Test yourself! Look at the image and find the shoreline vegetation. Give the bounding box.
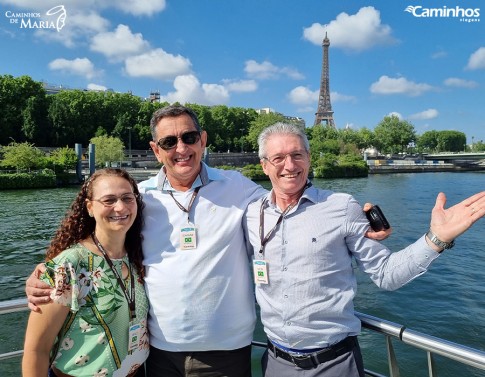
[2,161,484,190]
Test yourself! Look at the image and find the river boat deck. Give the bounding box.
[2,298,485,377]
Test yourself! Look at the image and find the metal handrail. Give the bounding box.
[356,311,485,373]
[2,299,485,376]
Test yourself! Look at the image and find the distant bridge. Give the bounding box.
[425,152,485,161]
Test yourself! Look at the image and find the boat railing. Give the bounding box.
[2,298,485,376]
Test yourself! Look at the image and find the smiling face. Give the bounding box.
[261,133,310,203]
[85,176,137,236]
[149,113,207,191]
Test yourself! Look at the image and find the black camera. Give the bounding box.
[365,205,390,231]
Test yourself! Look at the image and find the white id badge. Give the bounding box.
[180,226,197,250]
[128,322,141,352]
[253,259,269,285]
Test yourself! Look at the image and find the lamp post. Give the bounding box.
[127,126,132,167]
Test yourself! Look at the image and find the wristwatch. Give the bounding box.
[426,229,455,250]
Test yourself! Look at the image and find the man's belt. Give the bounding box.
[267,336,357,369]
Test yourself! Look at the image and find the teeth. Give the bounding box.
[176,156,190,162]
[111,215,128,220]
[283,174,298,178]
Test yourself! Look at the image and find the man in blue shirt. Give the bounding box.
[243,122,485,377]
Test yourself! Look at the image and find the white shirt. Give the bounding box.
[139,163,266,351]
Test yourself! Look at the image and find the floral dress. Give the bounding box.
[42,243,149,377]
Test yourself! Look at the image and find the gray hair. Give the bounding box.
[258,122,309,159]
[150,104,202,140]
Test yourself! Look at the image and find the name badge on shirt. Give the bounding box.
[128,321,141,353]
[180,226,197,250]
[253,259,269,285]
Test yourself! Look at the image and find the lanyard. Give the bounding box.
[168,186,201,223]
[258,182,312,257]
[259,200,295,257]
[91,233,136,320]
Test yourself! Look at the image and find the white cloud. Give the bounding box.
[244,60,304,80]
[409,109,439,120]
[388,112,403,120]
[91,24,149,61]
[431,50,447,59]
[3,2,165,47]
[160,75,229,105]
[443,78,478,89]
[87,83,108,91]
[48,57,100,79]
[288,86,355,106]
[34,10,110,48]
[287,86,318,105]
[332,92,357,102]
[113,0,166,16]
[466,47,485,70]
[303,6,397,52]
[124,49,192,80]
[222,79,258,92]
[370,75,433,96]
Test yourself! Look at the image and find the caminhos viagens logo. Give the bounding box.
[405,5,480,23]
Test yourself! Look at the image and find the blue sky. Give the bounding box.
[1,0,483,143]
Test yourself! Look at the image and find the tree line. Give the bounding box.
[1,74,483,156]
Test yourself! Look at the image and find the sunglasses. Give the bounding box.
[156,131,201,150]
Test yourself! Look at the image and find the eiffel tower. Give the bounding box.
[314,32,336,127]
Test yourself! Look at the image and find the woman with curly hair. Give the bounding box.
[22,168,149,377]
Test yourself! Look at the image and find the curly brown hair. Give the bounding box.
[46,168,145,278]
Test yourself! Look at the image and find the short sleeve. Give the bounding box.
[43,259,81,312]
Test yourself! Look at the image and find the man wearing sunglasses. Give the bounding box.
[25,105,390,377]
[138,104,267,377]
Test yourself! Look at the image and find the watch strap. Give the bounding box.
[426,229,455,250]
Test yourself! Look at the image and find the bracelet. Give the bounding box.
[426,229,455,250]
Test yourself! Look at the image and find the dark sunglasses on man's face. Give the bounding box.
[157,131,201,150]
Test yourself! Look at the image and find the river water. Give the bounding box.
[1,172,484,376]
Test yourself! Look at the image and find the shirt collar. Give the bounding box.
[264,180,316,211]
[152,162,225,192]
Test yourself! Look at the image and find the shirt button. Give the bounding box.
[283,267,288,271]
[284,295,288,298]
[284,241,288,244]
[287,321,292,326]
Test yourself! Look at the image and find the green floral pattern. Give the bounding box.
[42,243,149,376]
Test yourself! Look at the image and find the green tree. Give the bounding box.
[246,113,286,151]
[473,140,485,152]
[133,100,166,149]
[373,115,416,154]
[48,146,78,173]
[0,75,46,145]
[436,130,466,152]
[0,141,47,171]
[90,135,125,167]
[22,94,51,145]
[355,127,376,150]
[307,124,339,163]
[416,130,439,153]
